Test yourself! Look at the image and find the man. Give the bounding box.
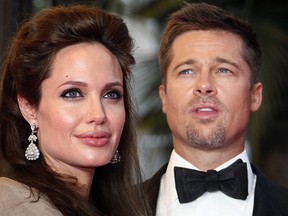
[144,2,288,216]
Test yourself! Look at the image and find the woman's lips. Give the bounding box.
[76,131,111,147]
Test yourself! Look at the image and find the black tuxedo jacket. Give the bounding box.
[144,164,288,216]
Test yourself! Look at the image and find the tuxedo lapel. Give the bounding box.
[252,165,288,216]
[143,164,167,214]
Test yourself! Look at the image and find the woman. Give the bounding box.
[0,4,151,216]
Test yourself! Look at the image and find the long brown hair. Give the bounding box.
[0,4,151,216]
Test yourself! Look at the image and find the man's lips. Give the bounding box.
[191,104,220,119]
[76,131,111,147]
[192,104,219,113]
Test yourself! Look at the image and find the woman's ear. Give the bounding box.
[17,95,37,124]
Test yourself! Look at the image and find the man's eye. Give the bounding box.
[61,89,82,98]
[103,90,122,99]
[180,69,193,75]
[218,68,231,74]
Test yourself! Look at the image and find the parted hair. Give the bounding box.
[159,2,262,85]
[0,4,151,216]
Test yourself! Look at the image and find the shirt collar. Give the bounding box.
[163,149,254,206]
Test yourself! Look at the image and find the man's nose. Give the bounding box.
[193,72,217,96]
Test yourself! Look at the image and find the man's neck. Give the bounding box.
[174,143,244,171]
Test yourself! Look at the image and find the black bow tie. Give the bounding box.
[174,159,248,204]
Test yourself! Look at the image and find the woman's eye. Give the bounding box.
[103,90,122,99]
[61,89,83,99]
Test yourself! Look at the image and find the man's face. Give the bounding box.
[159,30,262,154]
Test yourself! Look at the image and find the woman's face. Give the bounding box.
[32,43,125,174]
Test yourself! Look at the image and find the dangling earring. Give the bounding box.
[110,150,121,164]
[25,123,40,160]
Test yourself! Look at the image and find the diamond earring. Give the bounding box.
[25,123,40,160]
[110,150,121,164]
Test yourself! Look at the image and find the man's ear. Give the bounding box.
[250,82,263,112]
[17,95,37,125]
[159,84,167,113]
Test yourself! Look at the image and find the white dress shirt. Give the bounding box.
[156,149,256,216]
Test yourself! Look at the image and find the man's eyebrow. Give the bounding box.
[172,59,197,71]
[215,57,240,69]
[172,57,240,71]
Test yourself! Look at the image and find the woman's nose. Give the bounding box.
[85,98,107,125]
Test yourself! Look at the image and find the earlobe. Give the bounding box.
[159,84,167,113]
[17,95,37,124]
[251,82,263,112]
